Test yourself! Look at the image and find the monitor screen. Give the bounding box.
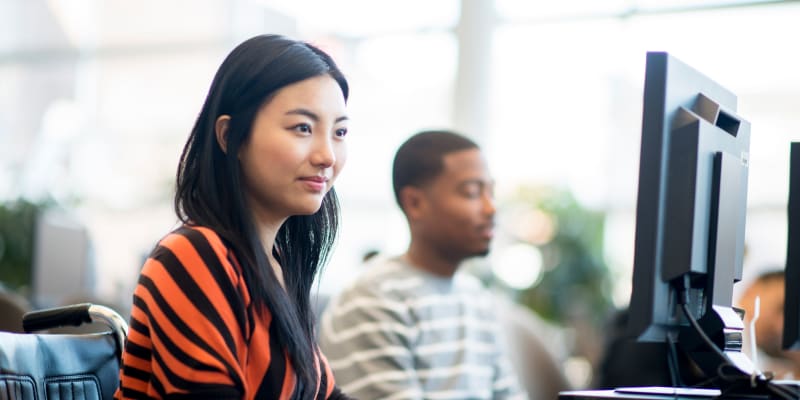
[31,208,95,308]
[626,52,751,375]
[784,142,800,351]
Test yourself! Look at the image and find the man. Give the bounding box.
[737,269,800,379]
[319,130,526,399]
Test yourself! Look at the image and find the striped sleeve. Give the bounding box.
[492,349,528,400]
[318,288,422,400]
[489,295,528,400]
[116,226,249,399]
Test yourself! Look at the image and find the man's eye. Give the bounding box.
[335,128,348,137]
[463,189,481,198]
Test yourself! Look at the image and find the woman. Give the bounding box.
[116,34,352,399]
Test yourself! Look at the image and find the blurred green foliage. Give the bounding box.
[0,198,49,295]
[503,186,615,329]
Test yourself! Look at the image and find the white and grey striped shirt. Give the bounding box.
[319,257,527,400]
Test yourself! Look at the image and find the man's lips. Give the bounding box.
[479,224,495,239]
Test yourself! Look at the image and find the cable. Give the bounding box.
[767,383,798,400]
[671,277,797,399]
[666,332,683,388]
[680,303,731,366]
[749,296,762,387]
[671,275,731,369]
[679,302,796,400]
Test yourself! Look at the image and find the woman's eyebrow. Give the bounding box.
[286,108,319,121]
[286,109,349,123]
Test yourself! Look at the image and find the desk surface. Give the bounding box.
[559,384,800,400]
[559,387,721,400]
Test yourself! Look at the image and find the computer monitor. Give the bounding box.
[784,142,800,350]
[626,52,754,379]
[30,208,95,308]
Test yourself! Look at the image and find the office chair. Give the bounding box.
[0,303,128,399]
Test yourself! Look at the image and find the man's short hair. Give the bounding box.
[391,130,479,209]
[755,269,785,283]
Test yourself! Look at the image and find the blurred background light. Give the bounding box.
[492,243,544,290]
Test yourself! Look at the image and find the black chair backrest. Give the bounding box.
[0,330,120,399]
[0,303,126,400]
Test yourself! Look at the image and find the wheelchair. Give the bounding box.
[0,303,128,400]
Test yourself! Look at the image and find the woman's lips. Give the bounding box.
[299,176,328,192]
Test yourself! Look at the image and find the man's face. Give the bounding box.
[755,279,786,356]
[415,148,496,260]
[742,278,785,356]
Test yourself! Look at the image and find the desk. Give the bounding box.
[560,384,800,400]
[559,387,720,400]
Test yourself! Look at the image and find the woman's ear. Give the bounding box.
[215,115,231,153]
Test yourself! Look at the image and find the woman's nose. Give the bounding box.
[311,136,335,168]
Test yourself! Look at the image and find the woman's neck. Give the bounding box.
[252,209,287,289]
[266,250,285,289]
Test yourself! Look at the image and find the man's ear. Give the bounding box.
[215,115,231,153]
[399,186,426,220]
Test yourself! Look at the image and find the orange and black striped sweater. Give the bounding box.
[116,225,347,399]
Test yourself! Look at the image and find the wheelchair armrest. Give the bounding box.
[23,303,93,332]
[23,303,129,357]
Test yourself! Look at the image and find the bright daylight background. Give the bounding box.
[3,0,800,386]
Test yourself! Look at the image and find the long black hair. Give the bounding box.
[174,34,348,399]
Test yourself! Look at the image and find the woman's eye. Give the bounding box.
[292,123,312,134]
[335,127,348,137]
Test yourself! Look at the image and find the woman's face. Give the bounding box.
[238,74,348,225]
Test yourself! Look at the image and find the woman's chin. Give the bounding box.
[292,202,324,216]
